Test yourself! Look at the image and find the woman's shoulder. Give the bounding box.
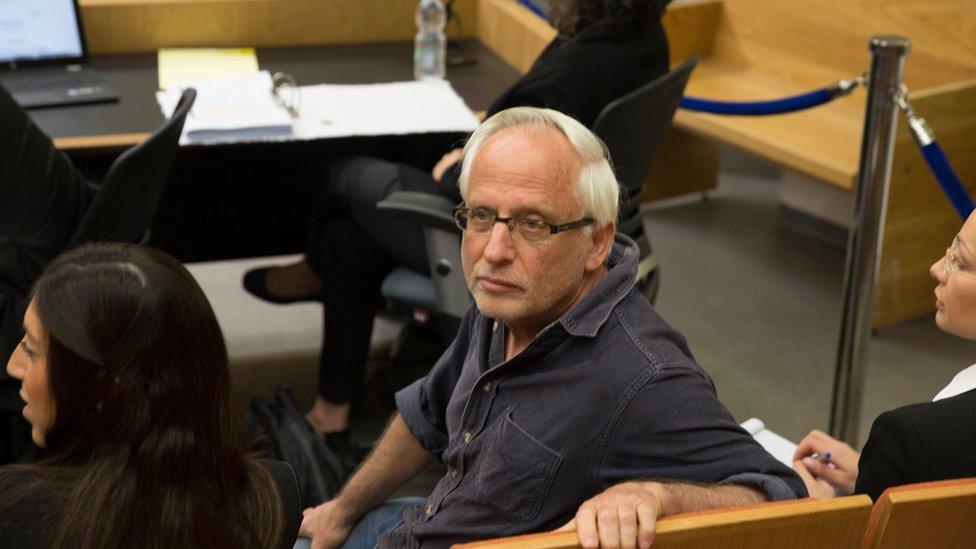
[880,388,976,433]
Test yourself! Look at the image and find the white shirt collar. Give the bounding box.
[933,363,976,401]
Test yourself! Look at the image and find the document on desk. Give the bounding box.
[158,48,260,91]
[293,80,480,139]
[158,78,478,145]
[156,71,293,144]
[741,418,798,468]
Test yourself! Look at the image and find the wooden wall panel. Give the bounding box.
[80,0,479,54]
[644,127,720,201]
[708,0,976,90]
[475,0,556,74]
[876,79,976,326]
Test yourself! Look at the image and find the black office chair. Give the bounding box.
[67,88,196,248]
[377,56,698,317]
[594,56,698,302]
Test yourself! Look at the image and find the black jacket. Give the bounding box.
[855,388,976,501]
[435,16,670,201]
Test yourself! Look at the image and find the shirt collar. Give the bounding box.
[557,234,640,338]
[933,363,976,401]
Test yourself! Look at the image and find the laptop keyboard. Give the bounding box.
[0,67,118,108]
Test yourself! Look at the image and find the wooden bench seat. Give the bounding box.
[456,478,976,548]
[862,477,976,549]
[454,495,873,548]
[678,59,865,190]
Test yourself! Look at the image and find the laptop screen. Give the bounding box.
[0,0,87,67]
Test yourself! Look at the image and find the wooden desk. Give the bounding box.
[37,41,516,152]
[34,40,518,262]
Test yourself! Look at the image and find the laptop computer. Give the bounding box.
[0,0,118,109]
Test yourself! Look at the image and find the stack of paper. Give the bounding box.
[156,71,293,144]
[741,418,798,467]
[157,48,260,91]
[292,80,481,139]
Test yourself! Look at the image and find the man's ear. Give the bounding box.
[585,221,616,271]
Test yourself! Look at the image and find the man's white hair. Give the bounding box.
[457,107,620,228]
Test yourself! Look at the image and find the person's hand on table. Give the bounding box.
[299,499,355,549]
[431,148,464,182]
[556,481,663,549]
[792,429,860,497]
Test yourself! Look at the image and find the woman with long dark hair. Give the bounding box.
[0,243,300,548]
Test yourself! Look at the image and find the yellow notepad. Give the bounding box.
[157,48,260,91]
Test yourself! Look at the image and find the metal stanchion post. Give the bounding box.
[828,35,911,443]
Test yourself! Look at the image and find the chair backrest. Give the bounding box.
[590,57,696,302]
[592,56,697,240]
[456,495,873,549]
[861,477,976,549]
[66,88,196,249]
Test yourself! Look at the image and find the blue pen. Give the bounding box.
[819,451,832,463]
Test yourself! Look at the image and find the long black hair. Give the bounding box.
[0,243,282,548]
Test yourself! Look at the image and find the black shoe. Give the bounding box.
[242,267,319,305]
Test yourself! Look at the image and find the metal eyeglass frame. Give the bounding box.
[453,205,593,242]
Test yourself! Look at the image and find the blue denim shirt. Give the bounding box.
[384,235,806,548]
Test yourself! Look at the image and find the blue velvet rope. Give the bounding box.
[517,0,547,19]
[680,88,835,115]
[921,142,975,219]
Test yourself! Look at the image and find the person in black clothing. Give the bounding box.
[0,243,301,548]
[793,211,976,501]
[0,83,96,463]
[242,0,673,443]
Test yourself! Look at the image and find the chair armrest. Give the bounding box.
[376,191,459,234]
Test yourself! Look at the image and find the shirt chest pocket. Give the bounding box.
[476,411,563,523]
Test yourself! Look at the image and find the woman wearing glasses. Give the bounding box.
[793,212,976,501]
[0,243,301,548]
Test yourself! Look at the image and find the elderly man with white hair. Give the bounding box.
[299,107,806,549]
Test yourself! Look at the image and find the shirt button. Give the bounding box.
[482,381,492,392]
[426,503,435,516]
[463,431,473,444]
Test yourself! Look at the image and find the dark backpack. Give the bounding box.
[247,386,345,509]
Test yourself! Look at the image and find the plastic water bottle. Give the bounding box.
[414,0,447,80]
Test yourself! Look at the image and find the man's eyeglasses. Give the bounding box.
[453,205,593,244]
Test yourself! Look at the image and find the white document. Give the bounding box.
[292,80,480,139]
[156,71,293,145]
[741,418,797,468]
[157,77,478,145]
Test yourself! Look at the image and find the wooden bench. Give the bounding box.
[454,495,873,548]
[861,477,976,549]
[477,0,976,327]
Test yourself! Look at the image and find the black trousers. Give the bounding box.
[306,157,440,404]
[0,84,91,461]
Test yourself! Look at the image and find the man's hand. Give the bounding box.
[432,148,464,182]
[557,481,662,549]
[792,429,860,496]
[299,499,355,549]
